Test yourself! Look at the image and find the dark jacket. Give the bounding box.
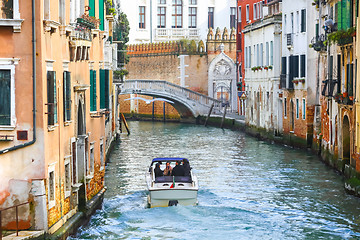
[154,166,163,178]
[172,165,185,176]
[183,162,191,176]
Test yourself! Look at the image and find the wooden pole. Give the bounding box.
[220,105,227,129]
[0,211,2,240]
[16,206,18,236]
[163,102,166,122]
[120,113,130,135]
[204,103,214,126]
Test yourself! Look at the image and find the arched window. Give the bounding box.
[172,0,182,28]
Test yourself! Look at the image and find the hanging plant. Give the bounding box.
[327,27,356,45]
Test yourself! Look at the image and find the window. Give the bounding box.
[189,7,196,28]
[238,7,241,22]
[158,7,166,28]
[230,7,236,29]
[284,14,287,33]
[189,0,196,4]
[254,3,257,20]
[47,71,57,126]
[64,157,71,198]
[266,42,269,66]
[284,98,287,117]
[302,99,306,120]
[100,69,109,109]
[59,0,65,24]
[90,143,95,174]
[291,12,294,33]
[256,44,259,66]
[0,70,11,126]
[100,140,104,168]
[172,0,182,28]
[90,70,97,112]
[63,71,71,122]
[293,55,299,78]
[246,5,249,22]
[296,11,299,33]
[158,0,166,4]
[48,164,55,209]
[296,98,299,119]
[282,57,287,74]
[139,6,145,29]
[245,47,247,68]
[260,43,263,66]
[301,9,306,32]
[208,7,214,29]
[249,47,251,68]
[300,54,306,78]
[270,41,273,65]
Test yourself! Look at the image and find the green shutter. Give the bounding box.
[301,9,306,32]
[47,71,56,125]
[348,63,354,96]
[100,69,105,109]
[338,2,343,30]
[99,0,104,30]
[105,70,109,109]
[90,70,97,112]
[0,70,11,125]
[300,55,306,78]
[63,71,71,121]
[343,0,351,29]
[89,0,95,17]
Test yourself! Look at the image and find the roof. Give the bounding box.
[152,158,188,163]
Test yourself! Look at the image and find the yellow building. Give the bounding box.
[0,0,117,236]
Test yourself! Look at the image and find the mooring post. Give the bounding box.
[163,102,166,122]
[121,113,130,135]
[152,97,155,121]
[220,105,227,129]
[0,211,2,240]
[204,103,214,126]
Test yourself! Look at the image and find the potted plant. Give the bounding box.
[343,92,348,98]
[349,96,354,101]
[251,67,257,72]
[268,65,273,70]
[264,66,268,70]
[292,79,299,84]
[299,79,305,83]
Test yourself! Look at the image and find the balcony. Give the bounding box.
[286,33,293,47]
[155,28,200,41]
[310,34,327,52]
[71,26,92,41]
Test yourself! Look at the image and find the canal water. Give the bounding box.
[70,121,360,239]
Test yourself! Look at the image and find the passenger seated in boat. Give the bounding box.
[154,163,163,178]
[182,159,191,176]
[172,161,185,176]
[163,161,172,176]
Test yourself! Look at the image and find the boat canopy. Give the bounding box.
[151,158,189,166]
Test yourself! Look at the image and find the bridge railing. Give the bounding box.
[122,80,224,111]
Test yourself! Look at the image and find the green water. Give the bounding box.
[71,121,360,239]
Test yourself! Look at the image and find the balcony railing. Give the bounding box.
[287,33,293,46]
[311,34,327,52]
[280,74,287,89]
[71,25,92,41]
[0,0,13,19]
[155,28,200,40]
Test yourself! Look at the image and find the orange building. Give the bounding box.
[0,0,117,236]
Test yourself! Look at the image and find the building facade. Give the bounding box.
[0,0,116,235]
[243,2,282,133]
[120,0,237,44]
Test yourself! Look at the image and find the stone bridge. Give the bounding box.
[119,80,224,117]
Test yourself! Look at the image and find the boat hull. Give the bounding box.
[148,189,198,208]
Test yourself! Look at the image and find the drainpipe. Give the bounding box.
[150,0,153,43]
[0,0,36,155]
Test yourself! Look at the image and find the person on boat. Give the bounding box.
[172,161,185,176]
[182,159,191,176]
[154,162,163,178]
[163,161,172,176]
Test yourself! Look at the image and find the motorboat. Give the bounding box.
[145,158,199,208]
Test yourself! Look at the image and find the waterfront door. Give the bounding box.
[343,115,350,164]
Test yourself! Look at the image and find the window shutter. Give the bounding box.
[300,55,306,78]
[338,1,343,30]
[282,57,287,74]
[90,70,97,112]
[301,9,306,32]
[294,55,299,78]
[100,69,106,109]
[105,69,109,109]
[0,70,11,125]
[348,63,353,96]
[99,0,105,30]
[47,71,56,125]
[89,0,95,17]
[63,71,71,121]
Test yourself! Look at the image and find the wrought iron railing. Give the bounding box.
[311,34,327,52]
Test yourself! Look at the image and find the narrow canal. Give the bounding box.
[71,121,360,239]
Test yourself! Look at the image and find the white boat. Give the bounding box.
[145,158,199,208]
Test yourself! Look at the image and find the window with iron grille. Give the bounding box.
[172,0,182,28]
[139,6,145,29]
[208,7,214,29]
[238,6,241,22]
[189,0,196,5]
[246,5,249,22]
[302,99,306,120]
[230,7,236,29]
[47,71,57,126]
[63,71,71,122]
[301,9,306,32]
[0,70,11,125]
[158,7,166,28]
[189,7,196,28]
